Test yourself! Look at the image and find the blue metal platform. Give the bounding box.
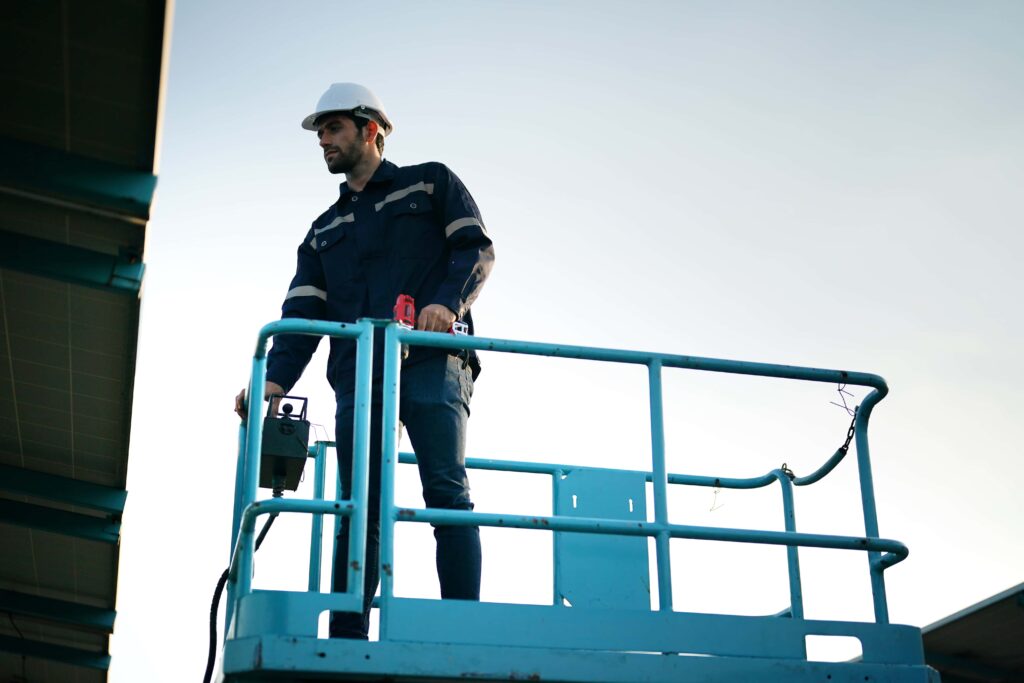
[219,319,938,682]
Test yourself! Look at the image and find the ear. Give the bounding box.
[364,120,379,144]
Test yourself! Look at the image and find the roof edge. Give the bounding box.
[151,0,175,175]
[922,582,1024,634]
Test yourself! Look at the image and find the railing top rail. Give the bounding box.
[398,327,888,394]
[250,319,887,395]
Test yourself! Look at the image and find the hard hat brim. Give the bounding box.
[300,112,322,131]
[300,109,393,135]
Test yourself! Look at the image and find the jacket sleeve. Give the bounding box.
[266,231,326,393]
[429,164,495,318]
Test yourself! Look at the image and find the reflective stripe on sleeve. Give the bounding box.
[375,182,435,211]
[285,285,327,301]
[444,217,486,239]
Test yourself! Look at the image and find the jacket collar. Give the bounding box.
[338,159,397,198]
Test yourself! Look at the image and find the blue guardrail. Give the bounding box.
[219,318,938,683]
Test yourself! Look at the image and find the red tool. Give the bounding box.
[394,294,416,360]
[393,294,416,329]
[394,293,467,358]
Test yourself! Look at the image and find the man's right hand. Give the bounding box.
[234,381,285,421]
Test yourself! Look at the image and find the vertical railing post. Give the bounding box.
[551,469,564,606]
[647,360,673,611]
[236,353,269,599]
[344,320,375,607]
[775,473,804,619]
[377,322,404,638]
[230,423,250,562]
[225,423,249,640]
[308,441,327,592]
[330,471,343,598]
[855,390,889,623]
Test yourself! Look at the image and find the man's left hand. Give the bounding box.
[417,304,456,332]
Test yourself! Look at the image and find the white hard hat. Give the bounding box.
[301,82,394,136]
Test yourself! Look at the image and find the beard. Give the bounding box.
[324,145,362,174]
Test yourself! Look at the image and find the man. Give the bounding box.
[234,82,494,639]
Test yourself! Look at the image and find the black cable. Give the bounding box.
[6,611,26,681]
[204,501,281,683]
[6,611,24,639]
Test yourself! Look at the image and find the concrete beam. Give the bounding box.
[0,499,120,544]
[0,136,156,222]
[0,229,144,293]
[0,590,115,632]
[0,465,127,515]
[0,634,110,670]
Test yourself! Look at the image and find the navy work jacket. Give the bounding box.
[266,159,495,397]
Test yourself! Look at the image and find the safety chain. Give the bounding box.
[780,405,860,480]
[839,406,859,454]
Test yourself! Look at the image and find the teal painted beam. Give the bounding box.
[0,229,144,293]
[0,465,127,514]
[0,136,157,221]
[0,590,115,632]
[0,500,120,544]
[0,634,110,671]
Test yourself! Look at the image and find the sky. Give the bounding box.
[110,1,1022,679]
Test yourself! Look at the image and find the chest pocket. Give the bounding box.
[312,217,349,253]
[387,198,443,257]
[314,224,357,286]
[311,209,352,252]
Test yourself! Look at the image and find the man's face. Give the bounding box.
[317,114,366,174]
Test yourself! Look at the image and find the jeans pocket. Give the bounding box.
[459,363,474,406]
[445,355,473,412]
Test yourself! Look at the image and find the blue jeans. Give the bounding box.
[330,354,482,639]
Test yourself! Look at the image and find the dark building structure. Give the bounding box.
[923,582,1024,683]
[0,1,170,679]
